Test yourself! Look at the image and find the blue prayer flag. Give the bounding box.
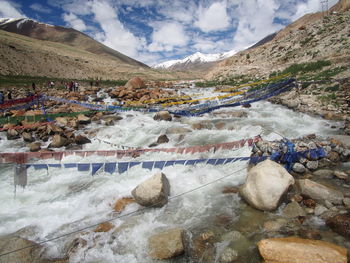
[104,163,116,174]
[92,163,103,176]
[118,162,129,174]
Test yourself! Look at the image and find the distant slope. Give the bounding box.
[0,29,194,80]
[206,0,350,80]
[0,18,147,68]
[154,50,236,72]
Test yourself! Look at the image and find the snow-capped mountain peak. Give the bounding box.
[154,50,236,69]
[0,18,54,28]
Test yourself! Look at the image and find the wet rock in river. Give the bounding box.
[156,134,169,144]
[283,201,306,218]
[131,172,170,207]
[28,142,41,152]
[22,132,34,142]
[49,134,68,148]
[148,228,185,259]
[326,213,350,239]
[94,222,114,233]
[297,179,344,205]
[113,197,135,213]
[153,111,172,121]
[240,159,295,211]
[74,135,91,145]
[0,233,47,263]
[7,129,20,140]
[258,237,347,263]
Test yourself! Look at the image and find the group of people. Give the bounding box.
[0,90,13,104]
[65,81,79,92]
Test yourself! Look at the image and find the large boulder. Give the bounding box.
[148,228,185,259]
[153,111,172,121]
[131,172,170,207]
[240,159,295,211]
[258,237,347,263]
[124,77,146,90]
[49,134,68,148]
[297,179,344,205]
[326,213,350,238]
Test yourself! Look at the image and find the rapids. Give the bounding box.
[0,86,343,262]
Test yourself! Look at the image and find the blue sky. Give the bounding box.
[0,0,338,65]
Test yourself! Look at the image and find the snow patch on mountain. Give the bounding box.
[154,50,237,69]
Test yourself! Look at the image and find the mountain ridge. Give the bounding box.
[154,50,237,71]
[0,18,147,68]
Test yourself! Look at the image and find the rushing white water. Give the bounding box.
[0,87,343,262]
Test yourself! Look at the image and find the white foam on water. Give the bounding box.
[0,91,342,262]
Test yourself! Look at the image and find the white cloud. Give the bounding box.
[62,12,87,31]
[194,1,230,32]
[0,0,25,18]
[89,0,145,57]
[148,22,189,52]
[292,0,338,20]
[232,0,283,50]
[29,3,52,14]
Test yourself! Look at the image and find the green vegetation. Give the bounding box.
[0,74,127,88]
[318,93,337,102]
[300,36,313,46]
[280,60,331,76]
[195,74,258,88]
[324,85,340,92]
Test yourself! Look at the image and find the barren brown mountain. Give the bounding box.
[0,19,197,80]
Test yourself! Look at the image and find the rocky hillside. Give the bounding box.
[207,0,350,81]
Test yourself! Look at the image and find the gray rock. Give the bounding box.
[297,179,344,205]
[240,160,295,211]
[313,169,334,178]
[148,228,184,259]
[314,204,328,216]
[131,172,170,207]
[283,201,306,218]
[308,142,317,149]
[292,163,306,173]
[306,161,318,170]
[343,198,350,207]
[334,170,348,180]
